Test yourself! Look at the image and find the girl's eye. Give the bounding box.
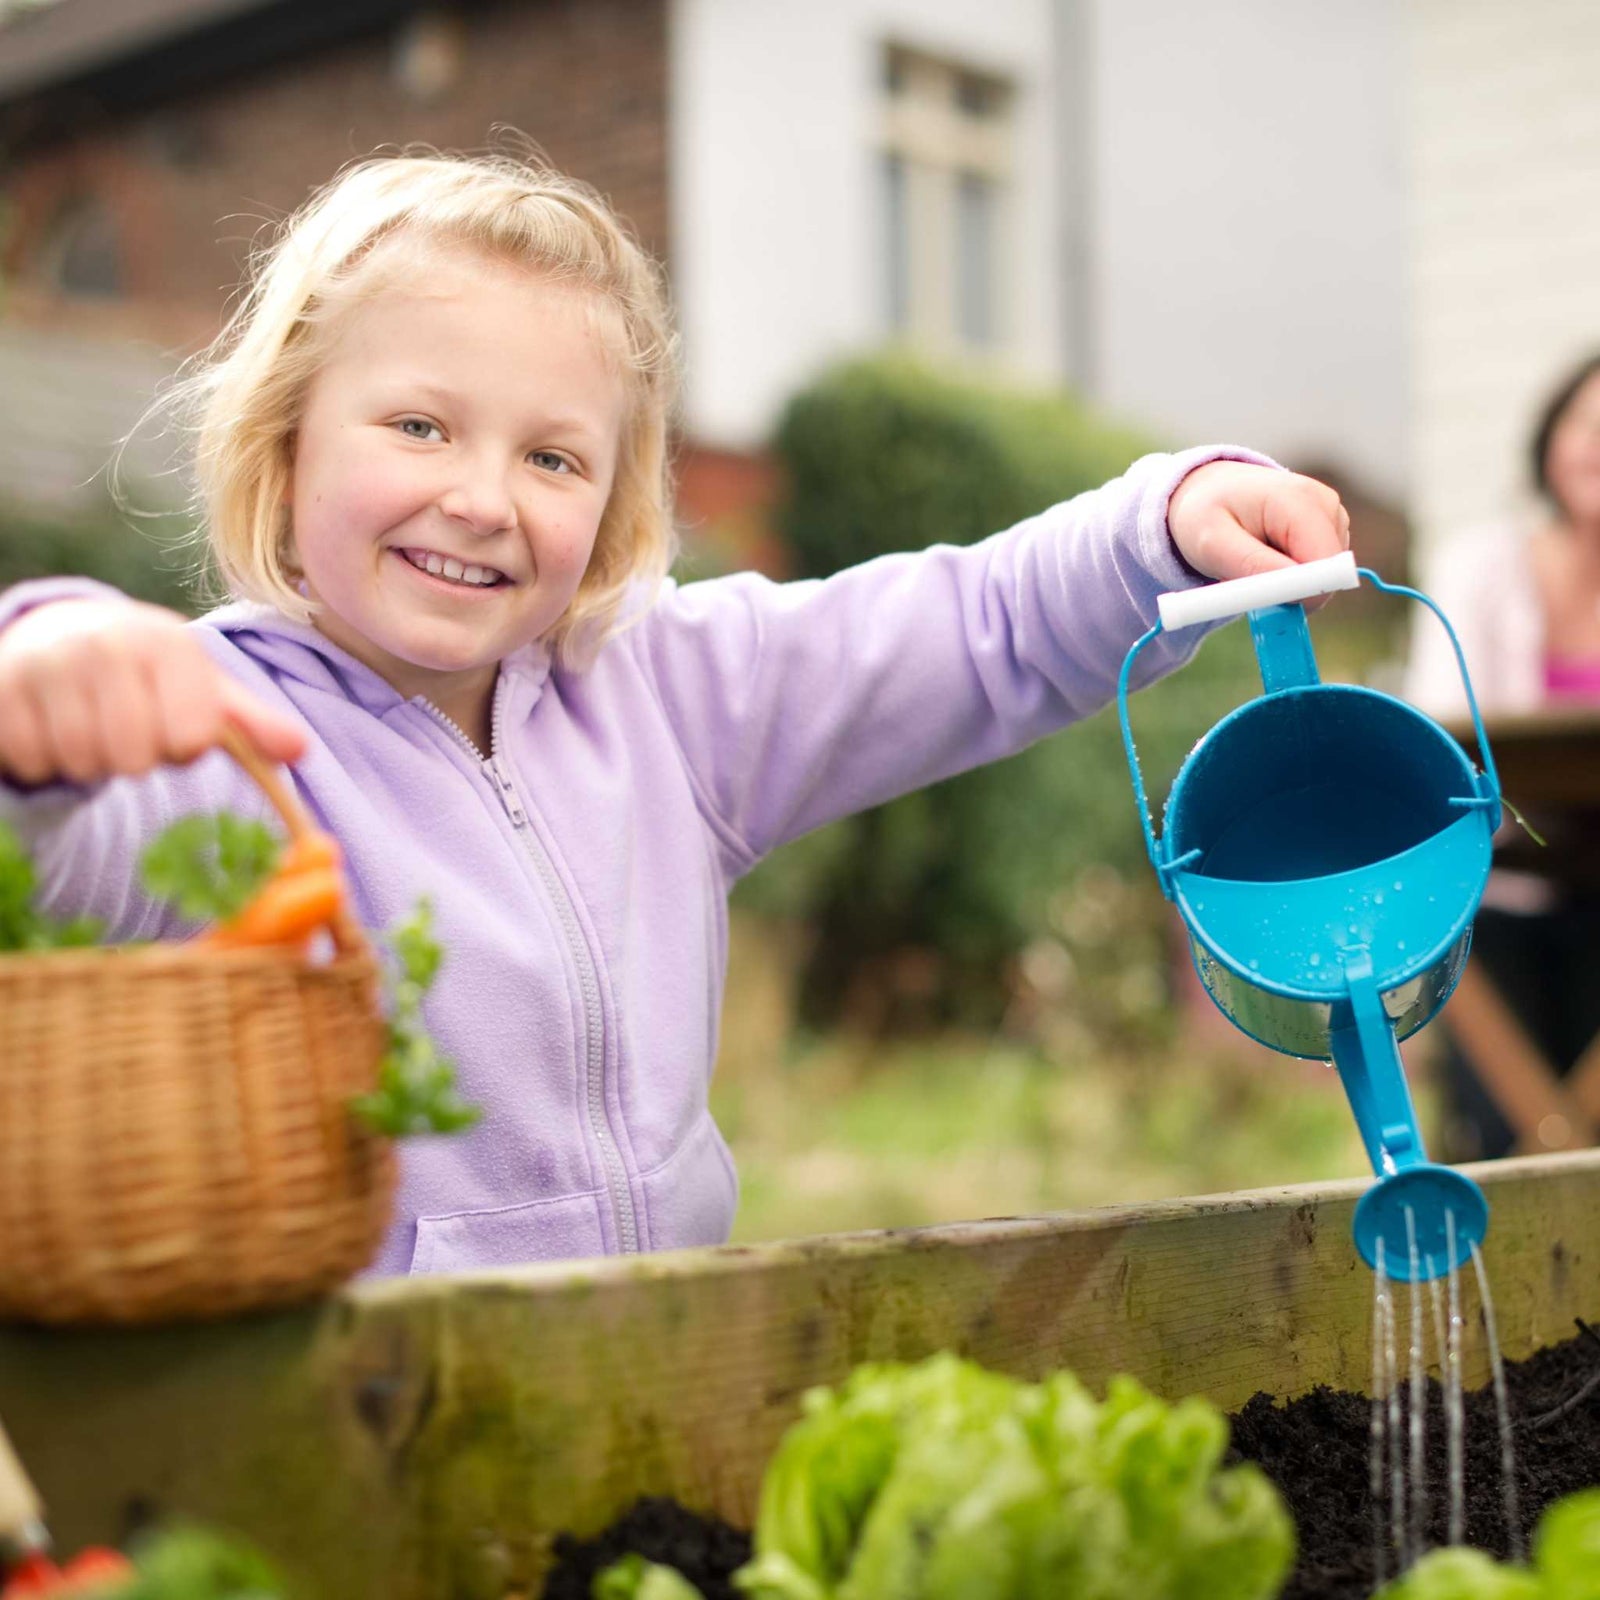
[529,450,572,474]
[397,418,443,442]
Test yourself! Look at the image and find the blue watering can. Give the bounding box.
[1118,553,1501,1282]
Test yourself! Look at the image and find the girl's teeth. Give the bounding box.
[404,549,500,586]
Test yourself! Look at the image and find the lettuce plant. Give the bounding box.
[1374,1488,1600,1599]
[593,1555,707,1600]
[731,1352,1294,1600]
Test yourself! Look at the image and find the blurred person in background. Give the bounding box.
[1406,352,1600,1159]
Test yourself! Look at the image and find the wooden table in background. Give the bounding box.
[1444,709,1600,1153]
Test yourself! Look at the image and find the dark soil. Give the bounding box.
[540,1329,1600,1600]
[539,1496,752,1600]
[1228,1325,1600,1598]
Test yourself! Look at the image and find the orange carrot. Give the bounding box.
[201,868,344,949]
[278,832,342,877]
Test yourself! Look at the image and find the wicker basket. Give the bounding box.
[0,733,397,1325]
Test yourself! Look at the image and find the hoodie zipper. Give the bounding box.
[413,694,639,1254]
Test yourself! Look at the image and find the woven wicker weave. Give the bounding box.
[0,733,396,1325]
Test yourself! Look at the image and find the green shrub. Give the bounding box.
[0,495,204,614]
[776,354,1151,579]
[737,355,1271,1034]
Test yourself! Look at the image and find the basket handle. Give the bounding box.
[217,725,369,959]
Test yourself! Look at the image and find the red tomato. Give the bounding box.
[58,1550,133,1593]
[1,1548,132,1597]
[1,1555,65,1596]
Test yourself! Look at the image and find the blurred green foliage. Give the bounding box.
[738,355,1385,1038]
[0,494,203,614]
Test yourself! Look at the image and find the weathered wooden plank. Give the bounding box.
[0,1153,1595,1598]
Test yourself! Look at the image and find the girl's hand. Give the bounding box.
[1167,462,1351,592]
[0,599,308,786]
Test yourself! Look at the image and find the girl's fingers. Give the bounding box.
[218,679,310,764]
[1185,509,1298,581]
[149,645,226,765]
[91,657,168,776]
[0,683,56,785]
[36,676,105,785]
[1265,477,1349,566]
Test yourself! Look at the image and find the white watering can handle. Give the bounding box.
[1157,550,1360,631]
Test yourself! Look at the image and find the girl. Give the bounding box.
[0,150,1350,1275]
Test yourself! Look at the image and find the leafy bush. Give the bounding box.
[0,494,203,614]
[739,355,1266,1034]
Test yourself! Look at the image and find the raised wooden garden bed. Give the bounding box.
[0,1151,1595,1598]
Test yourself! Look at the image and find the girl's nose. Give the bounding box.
[439,463,517,534]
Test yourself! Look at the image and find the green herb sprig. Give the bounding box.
[350,899,482,1138]
[0,819,103,950]
[139,814,280,923]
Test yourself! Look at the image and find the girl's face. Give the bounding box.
[288,249,628,728]
[1545,371,1600,529]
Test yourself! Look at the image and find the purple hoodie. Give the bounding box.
[0,447,1259,1274]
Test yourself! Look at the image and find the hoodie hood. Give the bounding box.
[201,599,554,725]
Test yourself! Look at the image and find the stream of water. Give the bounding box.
[1471,1238,1524,1562]
[1365,1211,1519,1584]
[1369,1240,1390,1588]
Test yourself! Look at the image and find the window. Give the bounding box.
[879,44,1013,353]
[41,197,122,298]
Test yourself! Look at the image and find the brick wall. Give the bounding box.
[3,0,670,337]
[1411,1,1600,553]
[0,0,671,513]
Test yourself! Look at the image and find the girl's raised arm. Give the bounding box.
[630,447,1274,873]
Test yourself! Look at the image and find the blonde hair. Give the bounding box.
[160,146,678,665]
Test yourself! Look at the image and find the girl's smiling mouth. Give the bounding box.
[395,547,510,589]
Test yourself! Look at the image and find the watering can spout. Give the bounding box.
[1332,953,1487,1281]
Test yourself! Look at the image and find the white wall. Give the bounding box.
[1087,0,1408,499]
[1410,0,1600,553]
[669,0,1063,450]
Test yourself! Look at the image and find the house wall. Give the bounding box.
[1410,0,1600,553]
[667,0,1063,451]
[1086,0,1408,500]
[0,0,670,511]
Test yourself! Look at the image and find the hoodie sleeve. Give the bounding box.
[631,446,1278,873]
[0,579,277,942]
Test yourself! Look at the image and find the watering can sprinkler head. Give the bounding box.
[1120,554,1500,1286]
[1354,1164,1488,1282]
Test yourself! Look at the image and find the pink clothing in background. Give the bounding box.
[1543,655,1600,703]
[1404,522,1546,718]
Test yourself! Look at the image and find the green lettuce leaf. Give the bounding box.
[1535,1488,1600,1599]
[119,1522,286,1599]
[593,1554,707,1600]
[1374,1487,1600,1599]
[1372,1547,1542,1600]
[734,1354,1293,1600]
